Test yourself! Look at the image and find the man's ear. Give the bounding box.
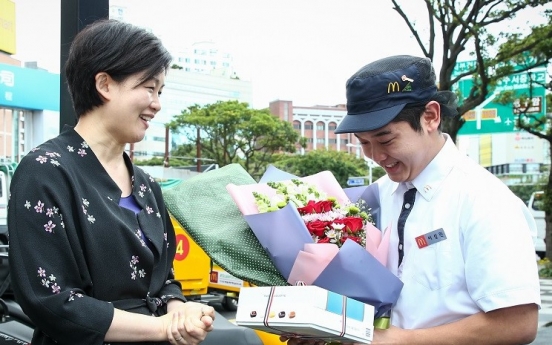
[422,101,441,133]
[95,72,112,101]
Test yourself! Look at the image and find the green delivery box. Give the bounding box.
[235,285,374,344]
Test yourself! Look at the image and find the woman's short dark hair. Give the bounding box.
[65,19,172,119]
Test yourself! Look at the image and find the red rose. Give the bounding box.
[334,217,364,233]
[312,200,333,213]
[298,200,333,214]
[297,200,317,214]
[317,236,331,244]
[306,220,328,237]
[344,236,362,245]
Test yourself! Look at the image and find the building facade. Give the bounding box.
[269,100,362,155]
[457,132,550,185]
[172,41,235,78]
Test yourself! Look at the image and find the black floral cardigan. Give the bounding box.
[8,126,186,345]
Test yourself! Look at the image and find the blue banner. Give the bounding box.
[0,63,60,111]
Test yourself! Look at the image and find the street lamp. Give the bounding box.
[346,143,375,185]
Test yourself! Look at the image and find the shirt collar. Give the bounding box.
[410,133,458,201]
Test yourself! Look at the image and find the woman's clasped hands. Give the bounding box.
[163,300,215,345]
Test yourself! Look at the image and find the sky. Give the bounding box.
[10,0,550,109]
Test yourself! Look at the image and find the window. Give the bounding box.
[316,138,325,144]
[317,123,325,131]
[293,123,301,130]
[328,139,337,144]
[329,123,337,130]
[304,123,313,130]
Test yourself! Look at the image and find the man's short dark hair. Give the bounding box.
[65,19,172,119]
[391,106,425,132]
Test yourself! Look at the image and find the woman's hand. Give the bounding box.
[165,301,215,344]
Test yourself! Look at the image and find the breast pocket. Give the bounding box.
[406,241,459,291]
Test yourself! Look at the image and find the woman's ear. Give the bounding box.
[422,101,441,133]
[95,72,112,101]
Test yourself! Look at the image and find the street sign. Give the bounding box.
[455,65,547,136]
[347,177,365,186]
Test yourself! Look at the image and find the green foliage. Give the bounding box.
[134,156,191,167]
[508,184,546,204]
[167,100,304,177]
[134,157,165,166]
[271,149,385,188]
[539,258,552,278]
[171,143,197,159]
[391,0,552,142]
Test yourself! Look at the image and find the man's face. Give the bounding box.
[354,109,441,183]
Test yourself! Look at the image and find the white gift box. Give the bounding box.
[235,285,374,343]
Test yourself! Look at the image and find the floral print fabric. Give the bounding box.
[8,126,184,345]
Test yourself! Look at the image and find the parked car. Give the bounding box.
[527,191,547,259]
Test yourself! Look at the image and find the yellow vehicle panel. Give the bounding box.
[171,217,210,296]
[253,330,286,344]
[209,264,254,293]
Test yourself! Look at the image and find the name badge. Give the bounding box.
[415,228,447,248]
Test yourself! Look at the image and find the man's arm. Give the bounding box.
[373,303,538,345]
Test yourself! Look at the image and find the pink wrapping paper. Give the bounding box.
[287,243,339,285]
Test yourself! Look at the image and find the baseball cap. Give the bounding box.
[335,55,438,134]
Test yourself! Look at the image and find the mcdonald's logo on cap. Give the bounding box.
[387,81,400,93]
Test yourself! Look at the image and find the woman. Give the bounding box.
[8,19,214,345]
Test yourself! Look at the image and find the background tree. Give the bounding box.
[167,100,304,177]
[390,0,551,142]
[495,68,552,258]
[271,149,386,188]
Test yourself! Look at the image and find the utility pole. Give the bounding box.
[164,126,170,167]
[196,127,201,172]
[60,0,109,131]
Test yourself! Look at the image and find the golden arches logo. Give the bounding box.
[416,237,427,248]
[387,82,400,93]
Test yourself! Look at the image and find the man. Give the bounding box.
[285,55,541,344]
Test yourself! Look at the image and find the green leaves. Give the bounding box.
[391,0,552,142]
[272,149,385,188]
[167,100,303,177]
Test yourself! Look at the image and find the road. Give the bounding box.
[531,278,552,345]
[216,279,552,344]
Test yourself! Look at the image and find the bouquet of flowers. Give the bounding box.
[226,165,403,318]
[253,178,371,248]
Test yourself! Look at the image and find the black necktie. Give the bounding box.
[397,188,416,267]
